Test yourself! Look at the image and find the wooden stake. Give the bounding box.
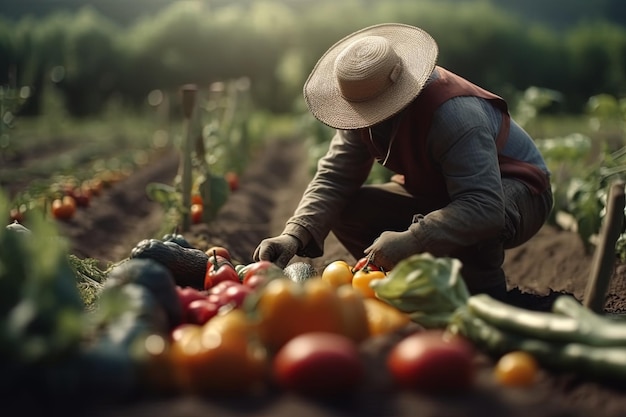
[180,84,198,232]
[583,180,626,313]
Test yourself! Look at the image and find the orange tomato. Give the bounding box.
[51,195,77,220]
[191,203,203,224]
[363,298,411,336]
[352,269,386,298]
[321,260,354,287]
[170,309,267,395]
[494,351,539,387]
[256,278,353,351]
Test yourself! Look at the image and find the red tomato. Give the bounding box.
[191,203,203,224]
[353,256,381,272]
[242,260,274,284]
[225,171,239,192]
[9,207,24,223]
[221,283,253,308]
[244,274,267,289]
[387,330,475,393]
[177,286,206,312]
[204,263,239,289]
[186,299,220,325]
[73,186,91,207]
[207,280,240,295]
[206,246,232,261]
[273,332,364,396]
[191,194,203,206]
[51,196,77,220]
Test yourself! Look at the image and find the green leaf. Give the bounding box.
[370,253,470,328]
[145,182,178,207]
[198,174,230,221]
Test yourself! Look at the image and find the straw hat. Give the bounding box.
[303,23,438,130]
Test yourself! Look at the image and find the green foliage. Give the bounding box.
[2,0,626,118]
[0,192,85,365]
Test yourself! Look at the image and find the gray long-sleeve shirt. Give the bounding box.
[283,75,549,258]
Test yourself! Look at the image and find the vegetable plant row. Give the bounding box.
[0,194,496,406]
[3,187,626,409]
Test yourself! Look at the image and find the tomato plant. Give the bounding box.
[494,351,539,387]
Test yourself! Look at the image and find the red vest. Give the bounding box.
[359,66,550,203]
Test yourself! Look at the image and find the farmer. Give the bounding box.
[253,23,553,299]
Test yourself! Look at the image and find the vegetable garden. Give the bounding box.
[4,83,626,417]
[4,2,626,417]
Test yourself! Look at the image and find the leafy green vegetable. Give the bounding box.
[370,253,470,328]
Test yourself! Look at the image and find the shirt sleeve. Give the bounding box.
[283,129,375,257]
[409,96,506,256]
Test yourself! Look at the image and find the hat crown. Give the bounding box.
[334,36,403,103]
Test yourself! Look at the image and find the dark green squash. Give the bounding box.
[130,239,208,289]
[103,258,183,329]
[161,233,193,248]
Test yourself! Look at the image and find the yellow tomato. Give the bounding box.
[321,260,354,287]
[494,351,539,387]
[363,298,411,336]
[352,269,386,298]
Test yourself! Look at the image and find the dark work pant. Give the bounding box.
[331,178,554,299]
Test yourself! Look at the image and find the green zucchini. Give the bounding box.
[450,306,626,382]
[130,239,208,289]
[466,293,626,347]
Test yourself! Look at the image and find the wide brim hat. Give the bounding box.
[303,23,438,130]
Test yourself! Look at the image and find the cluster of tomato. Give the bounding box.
[321,256,386,298]
[49,173,129,220]
[142,246,490,398]
[9,171,128,223]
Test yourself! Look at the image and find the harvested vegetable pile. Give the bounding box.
[5,138,626,417]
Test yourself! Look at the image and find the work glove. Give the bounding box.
[364,229,421,272]
[253,234,301,269]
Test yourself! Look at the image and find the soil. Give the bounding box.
[46,138,626,416]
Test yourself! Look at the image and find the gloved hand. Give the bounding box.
[253,234,301,269]
[364,230,420,272]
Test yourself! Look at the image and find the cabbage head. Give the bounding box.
[370,253,470,328]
